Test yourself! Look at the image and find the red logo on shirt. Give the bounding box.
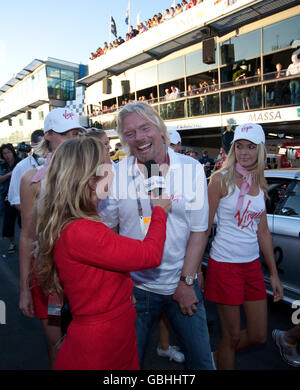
[234,200,264,232]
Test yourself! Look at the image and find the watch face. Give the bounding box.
[185,276,194,286]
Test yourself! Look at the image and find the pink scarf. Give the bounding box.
[31,153,52,183]
[235,162,253,211]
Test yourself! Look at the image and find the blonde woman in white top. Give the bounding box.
[204,123,283,370]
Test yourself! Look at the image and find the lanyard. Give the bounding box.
[132,158,145,218]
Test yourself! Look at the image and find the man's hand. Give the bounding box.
[173,282,199,316]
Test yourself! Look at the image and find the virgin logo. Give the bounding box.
[62,110,75,120]
[241,125,253,133]
[234,199,264,232]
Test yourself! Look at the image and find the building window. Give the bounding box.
[47,67,60,78]
[263,15,300,54]
[186,49,218,76]
[46,66,75,101]
[136,66,157,90]
[158,57,184,84]
[221,30,261,65]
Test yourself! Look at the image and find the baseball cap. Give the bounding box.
[233,123,265,145]
[44,108,86,133]
[168,129,181,145]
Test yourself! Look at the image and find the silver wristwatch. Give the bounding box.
[180,275,194,286]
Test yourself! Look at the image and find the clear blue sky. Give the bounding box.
[0,0,175,87]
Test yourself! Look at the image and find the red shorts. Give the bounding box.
[204,257,267,305]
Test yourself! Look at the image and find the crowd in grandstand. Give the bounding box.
[90,0,205,60]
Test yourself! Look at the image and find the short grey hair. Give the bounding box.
[117,101,170,155]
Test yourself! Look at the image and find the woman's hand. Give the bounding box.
[150,194,172,214]
[270,274,283,302]
[19,288,35,318]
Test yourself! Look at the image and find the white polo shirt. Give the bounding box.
[8,155,42,206]
[99,147,208,295]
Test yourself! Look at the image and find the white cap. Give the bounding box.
[44,108,86,133]
[233,123,265,144]
[168,129,181,145]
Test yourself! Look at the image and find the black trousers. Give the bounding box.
[2,200,21,238]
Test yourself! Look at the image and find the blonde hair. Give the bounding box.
[36,137,106,294]
[34,137,50,158]
[211,142,268,197]
[117,101,170,155]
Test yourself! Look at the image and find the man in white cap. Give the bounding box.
[168,129,181,153]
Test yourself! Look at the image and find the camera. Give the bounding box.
[17,142,31,154]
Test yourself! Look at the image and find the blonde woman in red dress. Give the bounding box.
[36,136,171,370]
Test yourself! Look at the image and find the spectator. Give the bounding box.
[129,25,138,38]
[168,129,182,153]
[233,64,250,110]
[157,13,163,24]
[103,42,109,53]
[96,47,104,57]
[286,47,300,104]
[181,0,189,10]
[86,128,111,156]
[163,9,172,21]
[8,130,44,211]
[187,0,196,8]
[187,83,196,96]
[274,63,285,106]
[210,78,218,91]
[175,3,183,14]
[152,14,159,27]
[0,144,21,253]
[214,147,227,171]
[137,22,147,34]
[148,92,156,104]
[199,150,214,165]
[164,88,171,101]
[275,62,285,78]
[170,85,181,99]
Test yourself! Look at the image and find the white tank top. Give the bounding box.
[210,184,265,263]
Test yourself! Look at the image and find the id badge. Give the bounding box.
[48,294,63,317]
[139,216,151,238]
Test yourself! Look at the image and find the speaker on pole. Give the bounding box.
[121,80,130,95]
[221,44,235,64]
[203,38,215,64]
[102,78,112,94]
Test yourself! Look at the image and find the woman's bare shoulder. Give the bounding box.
[20,169,41,197]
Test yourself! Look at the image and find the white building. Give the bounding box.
[78,0,300,163]
[0,58,88,144]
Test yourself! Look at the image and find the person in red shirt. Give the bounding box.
[35,136,171,370]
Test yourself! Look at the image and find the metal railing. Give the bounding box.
[90,72,300,130]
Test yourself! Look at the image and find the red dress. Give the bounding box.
[53,206,167,370]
